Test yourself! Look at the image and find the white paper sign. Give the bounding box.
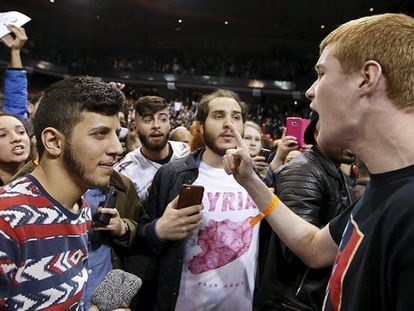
[0,11,31,38]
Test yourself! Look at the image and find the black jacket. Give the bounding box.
[133,148,270,311]
[255,146,355,311]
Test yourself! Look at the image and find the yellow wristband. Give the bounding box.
[250,195,279,226]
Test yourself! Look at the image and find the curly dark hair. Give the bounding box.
[33,76,126,157]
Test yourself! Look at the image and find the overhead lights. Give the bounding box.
[224,21,229,25]
[178,19,183,24]
[320,24,325,29]
[369,8,374,12]
[248,79,265,88]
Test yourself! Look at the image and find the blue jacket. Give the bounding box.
[2,69,28,118]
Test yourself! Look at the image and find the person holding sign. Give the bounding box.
[1,24,28,118]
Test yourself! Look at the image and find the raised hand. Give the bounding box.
[2,25,28,68]
[3,24,28,51]
[223,123,256,184]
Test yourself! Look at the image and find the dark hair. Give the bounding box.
[134,96,168,116]
[33,76,125,157]
[28,91,44,106]
[195,89,247,124]
[0,111,30,135]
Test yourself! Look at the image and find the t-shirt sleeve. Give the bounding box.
[328,200,358,245]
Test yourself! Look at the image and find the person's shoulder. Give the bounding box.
[1,175,32,192]
[275,153,330,190]
[388,179,414,208]
[154,152,198,182]
[115,148,145,172]
[111,170,135,191]
[119,148,142,163]
[169,140,190,157]
[160,153,193,172]
[0,176,37,211]
[277,152,315,174]
[295,149,335,178]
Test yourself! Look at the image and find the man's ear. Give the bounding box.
[358,60,383,96]
[41,127,65,157]
[199,123,204,136]
[313,128,319,143]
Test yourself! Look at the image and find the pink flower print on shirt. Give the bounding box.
[188,217,254,274]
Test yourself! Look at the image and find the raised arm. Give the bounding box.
[270,128,299,171]
[5,24,28,68]
[2,25,28,118]
[223,123,338,268]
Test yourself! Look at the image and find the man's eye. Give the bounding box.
[94,132,106,138]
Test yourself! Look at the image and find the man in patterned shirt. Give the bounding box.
[0,76,126,310]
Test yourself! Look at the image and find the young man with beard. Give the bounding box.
[255,113,355,311]
[223,13,414,311]
[115,96,189,201]
[136,89,265,310]
[0,76,126,310]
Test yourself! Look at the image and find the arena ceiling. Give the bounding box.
[3,0,413,56]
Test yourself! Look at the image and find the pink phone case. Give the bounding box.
[285,117,310,148]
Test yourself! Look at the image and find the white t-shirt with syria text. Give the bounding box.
[175,161,260,311]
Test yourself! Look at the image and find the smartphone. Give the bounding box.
[96,186,118,225]
[259,148,272,162]
[285,117,310,148]
[176,184,204,209]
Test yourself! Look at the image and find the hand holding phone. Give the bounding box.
[156,186,204,240]
[258,148,272,162]
[96,186,118,225]
[285,117,310,148]
[176,184,204,209]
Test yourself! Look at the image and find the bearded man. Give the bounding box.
[115,96,189,202]
[134,89,268,310]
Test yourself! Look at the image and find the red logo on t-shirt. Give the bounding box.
[324,216,364,311]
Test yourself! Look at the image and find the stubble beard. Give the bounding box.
[138,132,169,152]
[63,141,108,190]
[203,130,232,157]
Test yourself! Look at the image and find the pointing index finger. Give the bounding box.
[227,123,249,153]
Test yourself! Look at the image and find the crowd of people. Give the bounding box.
[0,12,414,311]
[17,31,314,81]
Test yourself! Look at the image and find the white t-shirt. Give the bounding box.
[175,161,261,311]
[115,141,189,201]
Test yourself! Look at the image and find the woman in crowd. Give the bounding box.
[243,121,263,157]
[243,121,269,176]
[0,112,31,186]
